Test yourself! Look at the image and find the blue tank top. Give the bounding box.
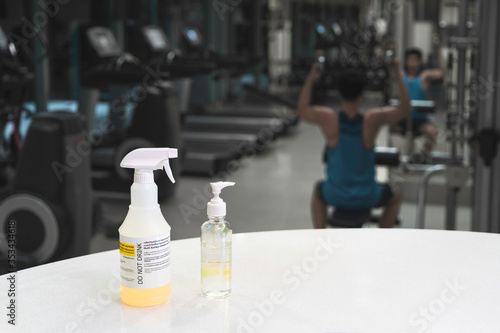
[321,112,381,209]
[403,75,428,119]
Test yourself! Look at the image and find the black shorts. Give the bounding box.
[317,182,394,208]
[398,118,431,136]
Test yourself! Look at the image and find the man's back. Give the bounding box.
[323,111,380,208]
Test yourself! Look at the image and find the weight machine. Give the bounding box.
[416,0,477,230]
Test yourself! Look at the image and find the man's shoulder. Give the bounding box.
[321,107,338,120]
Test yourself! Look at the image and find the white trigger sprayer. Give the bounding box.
[119,148,177,208]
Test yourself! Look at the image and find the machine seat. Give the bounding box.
[328,207,372,228]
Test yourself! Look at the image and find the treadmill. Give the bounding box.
[180,27,299,130]
[126,25,260,175]
[177,27,290,140]
[78,26,180,196]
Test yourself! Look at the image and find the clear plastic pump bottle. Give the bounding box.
[201,181,235,299]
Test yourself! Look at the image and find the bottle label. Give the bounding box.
[119,234,171,289]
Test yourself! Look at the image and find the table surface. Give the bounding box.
[1,229,500,333]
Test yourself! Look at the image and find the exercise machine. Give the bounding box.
[179,27,292,139]
[0,26,92,272]
[77,25,181,198]
[125,24,257,176]
[416,0,475,230]
[471,0,500,233]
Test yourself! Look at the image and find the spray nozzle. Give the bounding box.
[208,181,235,217]
[120,148,178,183]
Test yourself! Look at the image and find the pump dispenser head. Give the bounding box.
[120,148,178,183]
[208,181,235,217]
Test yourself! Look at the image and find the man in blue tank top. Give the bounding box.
[401,48,445,160]
[297,60,411,228]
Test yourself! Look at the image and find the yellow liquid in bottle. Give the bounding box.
[120,283,171,307]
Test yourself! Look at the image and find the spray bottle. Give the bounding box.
[201,181,235,299]
[118,147,177,307]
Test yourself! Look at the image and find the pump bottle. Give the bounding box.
[201,181,235,299]
[118,148,177,307]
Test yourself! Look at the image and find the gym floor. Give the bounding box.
[91,91,472,253]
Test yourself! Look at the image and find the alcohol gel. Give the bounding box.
[118,148,177,307]
[201,181,235,299]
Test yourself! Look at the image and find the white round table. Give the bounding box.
[2,229,500,332]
